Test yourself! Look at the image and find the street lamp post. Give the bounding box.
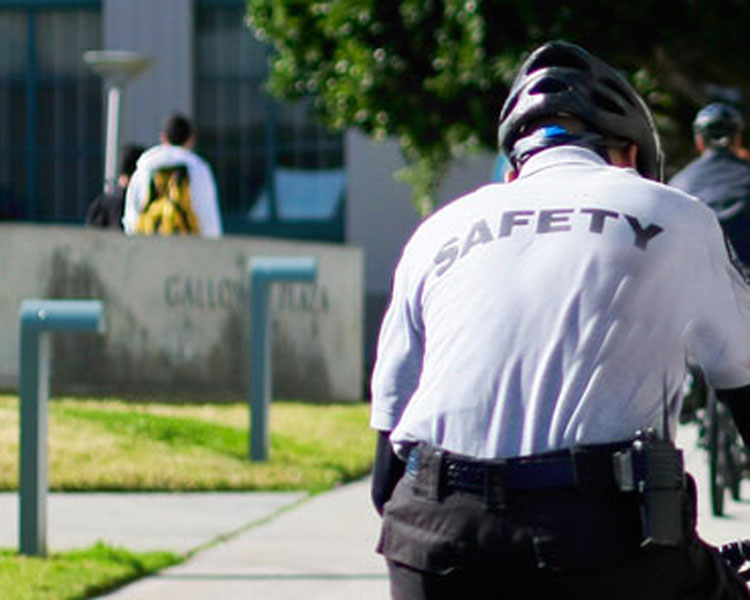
[83,50,151,194]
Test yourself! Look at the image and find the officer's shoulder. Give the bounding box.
[587,165,718,232]
[640,174,722,224]
[632,169,701,202]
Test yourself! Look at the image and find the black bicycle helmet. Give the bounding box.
[498,41,663,180]
[693,102,744,147]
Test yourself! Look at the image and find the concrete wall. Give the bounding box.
[0,225,363,401]
[103,0,193,146]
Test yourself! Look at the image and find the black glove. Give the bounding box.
[371,430,405,515]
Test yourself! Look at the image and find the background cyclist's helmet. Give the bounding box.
[498,41,664,181]
[693,102,744,148]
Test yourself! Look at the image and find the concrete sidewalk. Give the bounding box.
[0,491,306,554]
[0,478,387,599]
[95,478,388,599]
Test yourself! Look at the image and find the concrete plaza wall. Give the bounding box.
[0,225,363,401]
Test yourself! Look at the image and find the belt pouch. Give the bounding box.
[613,432,685,546]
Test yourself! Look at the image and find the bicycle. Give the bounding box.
[704,387,747,516]
[685,368,748,516]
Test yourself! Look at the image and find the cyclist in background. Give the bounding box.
[670,102,750,270]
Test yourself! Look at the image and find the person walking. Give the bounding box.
[122,113,223,237]
[370,41,750,599]
[669,102,750,269]
[85,144,144,230]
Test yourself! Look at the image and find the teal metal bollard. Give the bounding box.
[18,300,105,556]
[249,257,317,461]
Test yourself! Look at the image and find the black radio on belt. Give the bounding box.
[612,428,686,547]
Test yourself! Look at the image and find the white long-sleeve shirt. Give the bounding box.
[122,144,223,238]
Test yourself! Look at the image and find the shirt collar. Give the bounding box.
[703,147,735,160]
[518,145,609,179]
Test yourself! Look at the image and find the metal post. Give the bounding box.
[19,327,48,557]
[248,257,317,461]
[18,300,105,556]
[103,84,122,194]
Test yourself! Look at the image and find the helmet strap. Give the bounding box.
[509,125,610,171]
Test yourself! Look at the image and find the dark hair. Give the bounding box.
[162,113,194,146]
[119,144,145,177]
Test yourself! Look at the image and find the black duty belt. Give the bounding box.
[405,441,631,501]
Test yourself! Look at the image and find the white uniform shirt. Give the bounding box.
[122,144,223,238]
[370,146,750,459]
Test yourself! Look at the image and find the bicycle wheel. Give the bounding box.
[714,398,745,503]
[707,390,728,516]
[726,423,745,502]
[728,445,742,502]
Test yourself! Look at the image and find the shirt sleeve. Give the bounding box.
[122,168,147,234]
[688,214,750,389]
[190,160,223,238]
[370,253,424,432]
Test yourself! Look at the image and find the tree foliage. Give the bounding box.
[247,0,750,215]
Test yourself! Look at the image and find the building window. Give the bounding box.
[195,1,345,241]
[0,2,102,222]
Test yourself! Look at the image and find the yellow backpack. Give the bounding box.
[135,165,201,235]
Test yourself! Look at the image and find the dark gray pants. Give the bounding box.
[379,470,749,600]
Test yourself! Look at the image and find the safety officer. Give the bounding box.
[669,102,750,269]
[370,41,750,599]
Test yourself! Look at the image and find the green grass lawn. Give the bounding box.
[0,543,181,600]
[0,394,374,599]
[0,395,374,492]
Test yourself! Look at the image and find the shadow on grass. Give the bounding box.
[56,405,248,460]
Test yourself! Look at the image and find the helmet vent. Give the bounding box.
[529,78,570,95]
[602,78,635,107]
[501,94,519,121]
[591,89,626,116]
[525,47,590,75]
